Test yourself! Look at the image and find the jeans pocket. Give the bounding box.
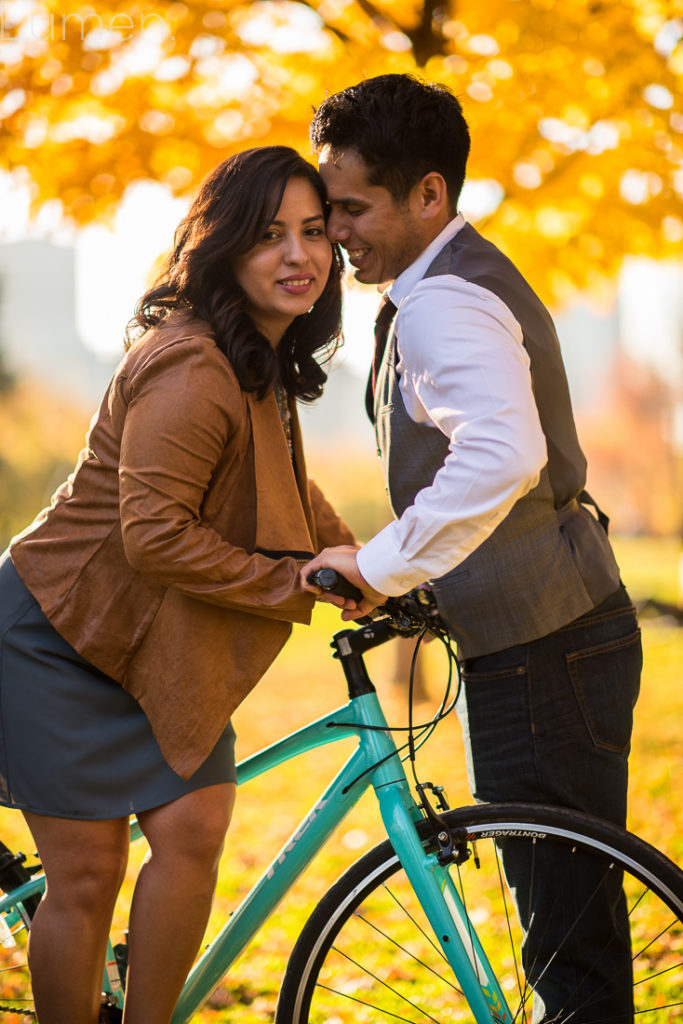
[565,628,642,753]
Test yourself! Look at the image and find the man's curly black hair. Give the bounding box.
[310,74,471,212]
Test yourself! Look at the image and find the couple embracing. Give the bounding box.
[0,73,641,1023]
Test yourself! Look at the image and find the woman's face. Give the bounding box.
[233,176,333,347]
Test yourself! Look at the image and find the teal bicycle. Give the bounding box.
[0,573,682,1023]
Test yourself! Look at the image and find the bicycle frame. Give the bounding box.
[0,640,513,1024]
[172,682,512,1024]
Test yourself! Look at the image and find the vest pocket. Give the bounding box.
[565,628,642,753]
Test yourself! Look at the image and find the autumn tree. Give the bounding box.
[0,0,681,303]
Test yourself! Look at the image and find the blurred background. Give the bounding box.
[0,0,682,560]
[1,4,683,1019]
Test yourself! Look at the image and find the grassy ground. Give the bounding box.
[0,535,680,1020]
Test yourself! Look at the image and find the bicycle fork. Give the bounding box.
[371,769,513,1022]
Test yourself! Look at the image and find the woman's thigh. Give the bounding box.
[23,812,130,901]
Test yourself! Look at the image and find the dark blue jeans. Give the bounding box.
[458,586,642,1022]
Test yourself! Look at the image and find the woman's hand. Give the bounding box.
[300,546,387,620]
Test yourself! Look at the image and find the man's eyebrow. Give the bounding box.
[328,196,367,207]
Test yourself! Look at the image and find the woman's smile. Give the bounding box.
[278,274,315,294]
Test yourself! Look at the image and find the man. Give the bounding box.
[301,74,642,1022]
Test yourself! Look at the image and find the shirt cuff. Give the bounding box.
[356,525,427,596]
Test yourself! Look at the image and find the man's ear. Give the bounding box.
[415,172,450,222]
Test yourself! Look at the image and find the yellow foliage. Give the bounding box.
[0,0,681,302]
[0,378,88,471]
[0,378,91,546]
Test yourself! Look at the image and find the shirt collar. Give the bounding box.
[387,213,466,307]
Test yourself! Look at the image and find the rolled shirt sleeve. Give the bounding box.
[357,275,548,596]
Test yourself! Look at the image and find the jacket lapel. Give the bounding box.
[247,389,315,559]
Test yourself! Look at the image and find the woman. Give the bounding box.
[0,146,355,1024]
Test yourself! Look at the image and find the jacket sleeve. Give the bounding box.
[308,479,357,551]
[117,337,313,624]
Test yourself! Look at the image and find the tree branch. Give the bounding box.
[407,0,450,65]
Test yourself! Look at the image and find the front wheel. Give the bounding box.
[277,803,683,1023]
[0,840,41,1021]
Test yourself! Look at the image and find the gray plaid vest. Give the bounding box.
[374,224,620,658]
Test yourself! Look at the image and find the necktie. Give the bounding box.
[365,295,397,424]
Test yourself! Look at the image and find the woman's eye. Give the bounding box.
[305,227,324,237]
[262,229,280,242]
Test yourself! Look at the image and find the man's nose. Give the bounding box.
[326,209,348,243]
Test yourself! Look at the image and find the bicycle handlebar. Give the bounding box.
[309,568,364,603]
[307,569,446,639]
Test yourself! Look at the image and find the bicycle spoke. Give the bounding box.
[382,884,449,964]
[633,1002,683,1015]
[329,946,445,1023]
[353,912,462,992]
[315,984,432,1023]
[633,915,679,961]
[634,960,683,986]
[491,843,531,1023]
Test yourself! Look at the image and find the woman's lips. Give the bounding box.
[277,276,314,294]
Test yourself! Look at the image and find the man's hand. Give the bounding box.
[300,546,387,620]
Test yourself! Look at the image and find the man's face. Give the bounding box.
[318,146,426,286]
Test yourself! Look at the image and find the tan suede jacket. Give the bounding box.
[10,312,354,778]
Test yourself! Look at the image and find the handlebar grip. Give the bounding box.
[308,569,363,603]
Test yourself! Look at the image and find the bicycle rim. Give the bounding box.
[0,841,38,1021]
[277,803,683,1023]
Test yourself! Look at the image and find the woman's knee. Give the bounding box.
[140,784,235,869]
[26,814,129,912]
[55,842,128,914]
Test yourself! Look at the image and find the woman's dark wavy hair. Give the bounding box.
[126,146,345,401]
[310,74,470,212]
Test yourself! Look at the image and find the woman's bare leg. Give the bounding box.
[23,812,130,1024]
[123,783,235,1024]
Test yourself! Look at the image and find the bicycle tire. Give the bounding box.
[276,802,683,1024]
[0,840,40,1020]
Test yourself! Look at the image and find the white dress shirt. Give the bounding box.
[356,215,548,596]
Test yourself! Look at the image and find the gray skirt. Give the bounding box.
[0,552,236,820]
